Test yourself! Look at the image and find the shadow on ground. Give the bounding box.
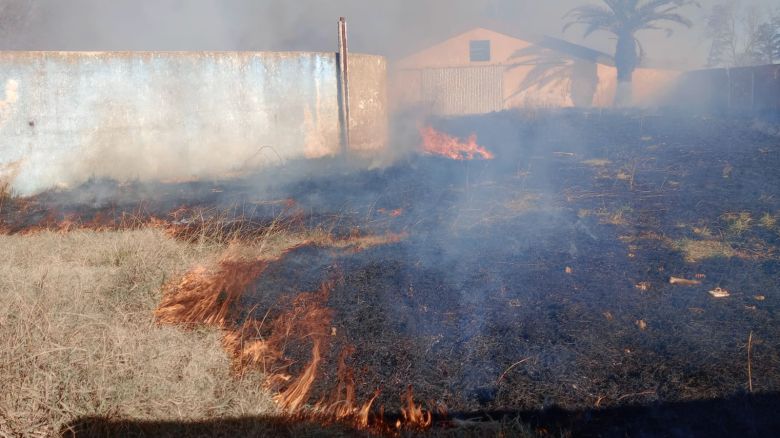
[62,391,780,437]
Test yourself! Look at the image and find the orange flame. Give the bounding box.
[275,339,323,411]
[420,126,494,161]
[155,259,267,327]
[397,386,433,429]
[154,235,435,433]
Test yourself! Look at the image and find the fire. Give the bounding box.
[420,126,494,161]
[154,235,434,433]
[155,259,268,327]
[275,339,324,411]
[398,386,433,429]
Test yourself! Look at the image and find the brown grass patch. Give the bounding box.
[674,239,736,263]
[0,229,276,437]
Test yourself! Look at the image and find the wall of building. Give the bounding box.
[0,51,387,195]
[392,28,579,114]
[391,27,680,114]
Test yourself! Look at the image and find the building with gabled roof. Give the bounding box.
[391,23,680,114]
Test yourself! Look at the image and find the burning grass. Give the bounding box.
[0,220,407,437]
[153,228,441,433]
[420,126,494,161]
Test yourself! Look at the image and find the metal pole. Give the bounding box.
[337,17,351,155]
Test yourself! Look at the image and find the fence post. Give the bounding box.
[751,68,755,112]
[337,17,351,156]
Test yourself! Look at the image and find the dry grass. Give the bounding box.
[0,229,278,437]
[0,180,12,216]
[673,239,736,263]
[759,213,777,230]
[596,205,632,226]
[722,212,753,236]
[582,159,612,167]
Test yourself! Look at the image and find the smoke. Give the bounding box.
[1,0,774,66]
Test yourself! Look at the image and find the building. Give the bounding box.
[391,23,680,115]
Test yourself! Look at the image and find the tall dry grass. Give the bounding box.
[0,229,277,437]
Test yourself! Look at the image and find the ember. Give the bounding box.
[420,126,494,160]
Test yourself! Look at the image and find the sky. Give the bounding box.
[1,0,777,70]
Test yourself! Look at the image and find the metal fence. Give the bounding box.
[673,64,780,113]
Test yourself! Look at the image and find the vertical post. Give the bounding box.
[750,68,755,112]
[726,68,732,112]
[337,17,351,156]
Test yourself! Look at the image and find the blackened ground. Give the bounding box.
[239,111,780,435]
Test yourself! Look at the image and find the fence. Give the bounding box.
[672,64,780,113]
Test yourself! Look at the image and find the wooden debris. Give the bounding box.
[709,287,731,298]
[722,162,734,178]
[603,311,614,321]
[670,277,702,286]
[635,282,651,291]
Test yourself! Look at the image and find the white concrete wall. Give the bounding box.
[0,51,386,195]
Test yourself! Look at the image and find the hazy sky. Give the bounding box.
[2,0,777,69]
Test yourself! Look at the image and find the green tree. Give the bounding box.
[564,0,698,106]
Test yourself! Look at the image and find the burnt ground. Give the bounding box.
[233,111,780,436]
[8,110,780,437]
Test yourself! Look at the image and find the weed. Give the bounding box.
[722,212,753,236]
[759,213,777,230]
[674,239,735,263]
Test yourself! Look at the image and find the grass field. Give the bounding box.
[0,229,279,437]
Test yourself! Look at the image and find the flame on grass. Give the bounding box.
[421,126,494,161]
[398,386,433,429]
[156,259,268,327]
[155,232,434,432]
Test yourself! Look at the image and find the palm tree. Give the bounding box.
[564,0,698,106]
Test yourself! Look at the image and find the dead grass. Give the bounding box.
[673,239,736,263]
[722,212,753,236]
[0,180,12,216]
[759,213,777,230]
[596,205,633,226]
[582,159,612,167]
[0,229,278,437]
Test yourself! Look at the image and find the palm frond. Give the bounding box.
[563,4,618,36]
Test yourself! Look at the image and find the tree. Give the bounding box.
[705,3,737,67]
[754,11,780,64]
[706,4,780,67]
[564,0,698,106]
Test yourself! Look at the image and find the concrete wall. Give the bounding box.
[0,51,387,195]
